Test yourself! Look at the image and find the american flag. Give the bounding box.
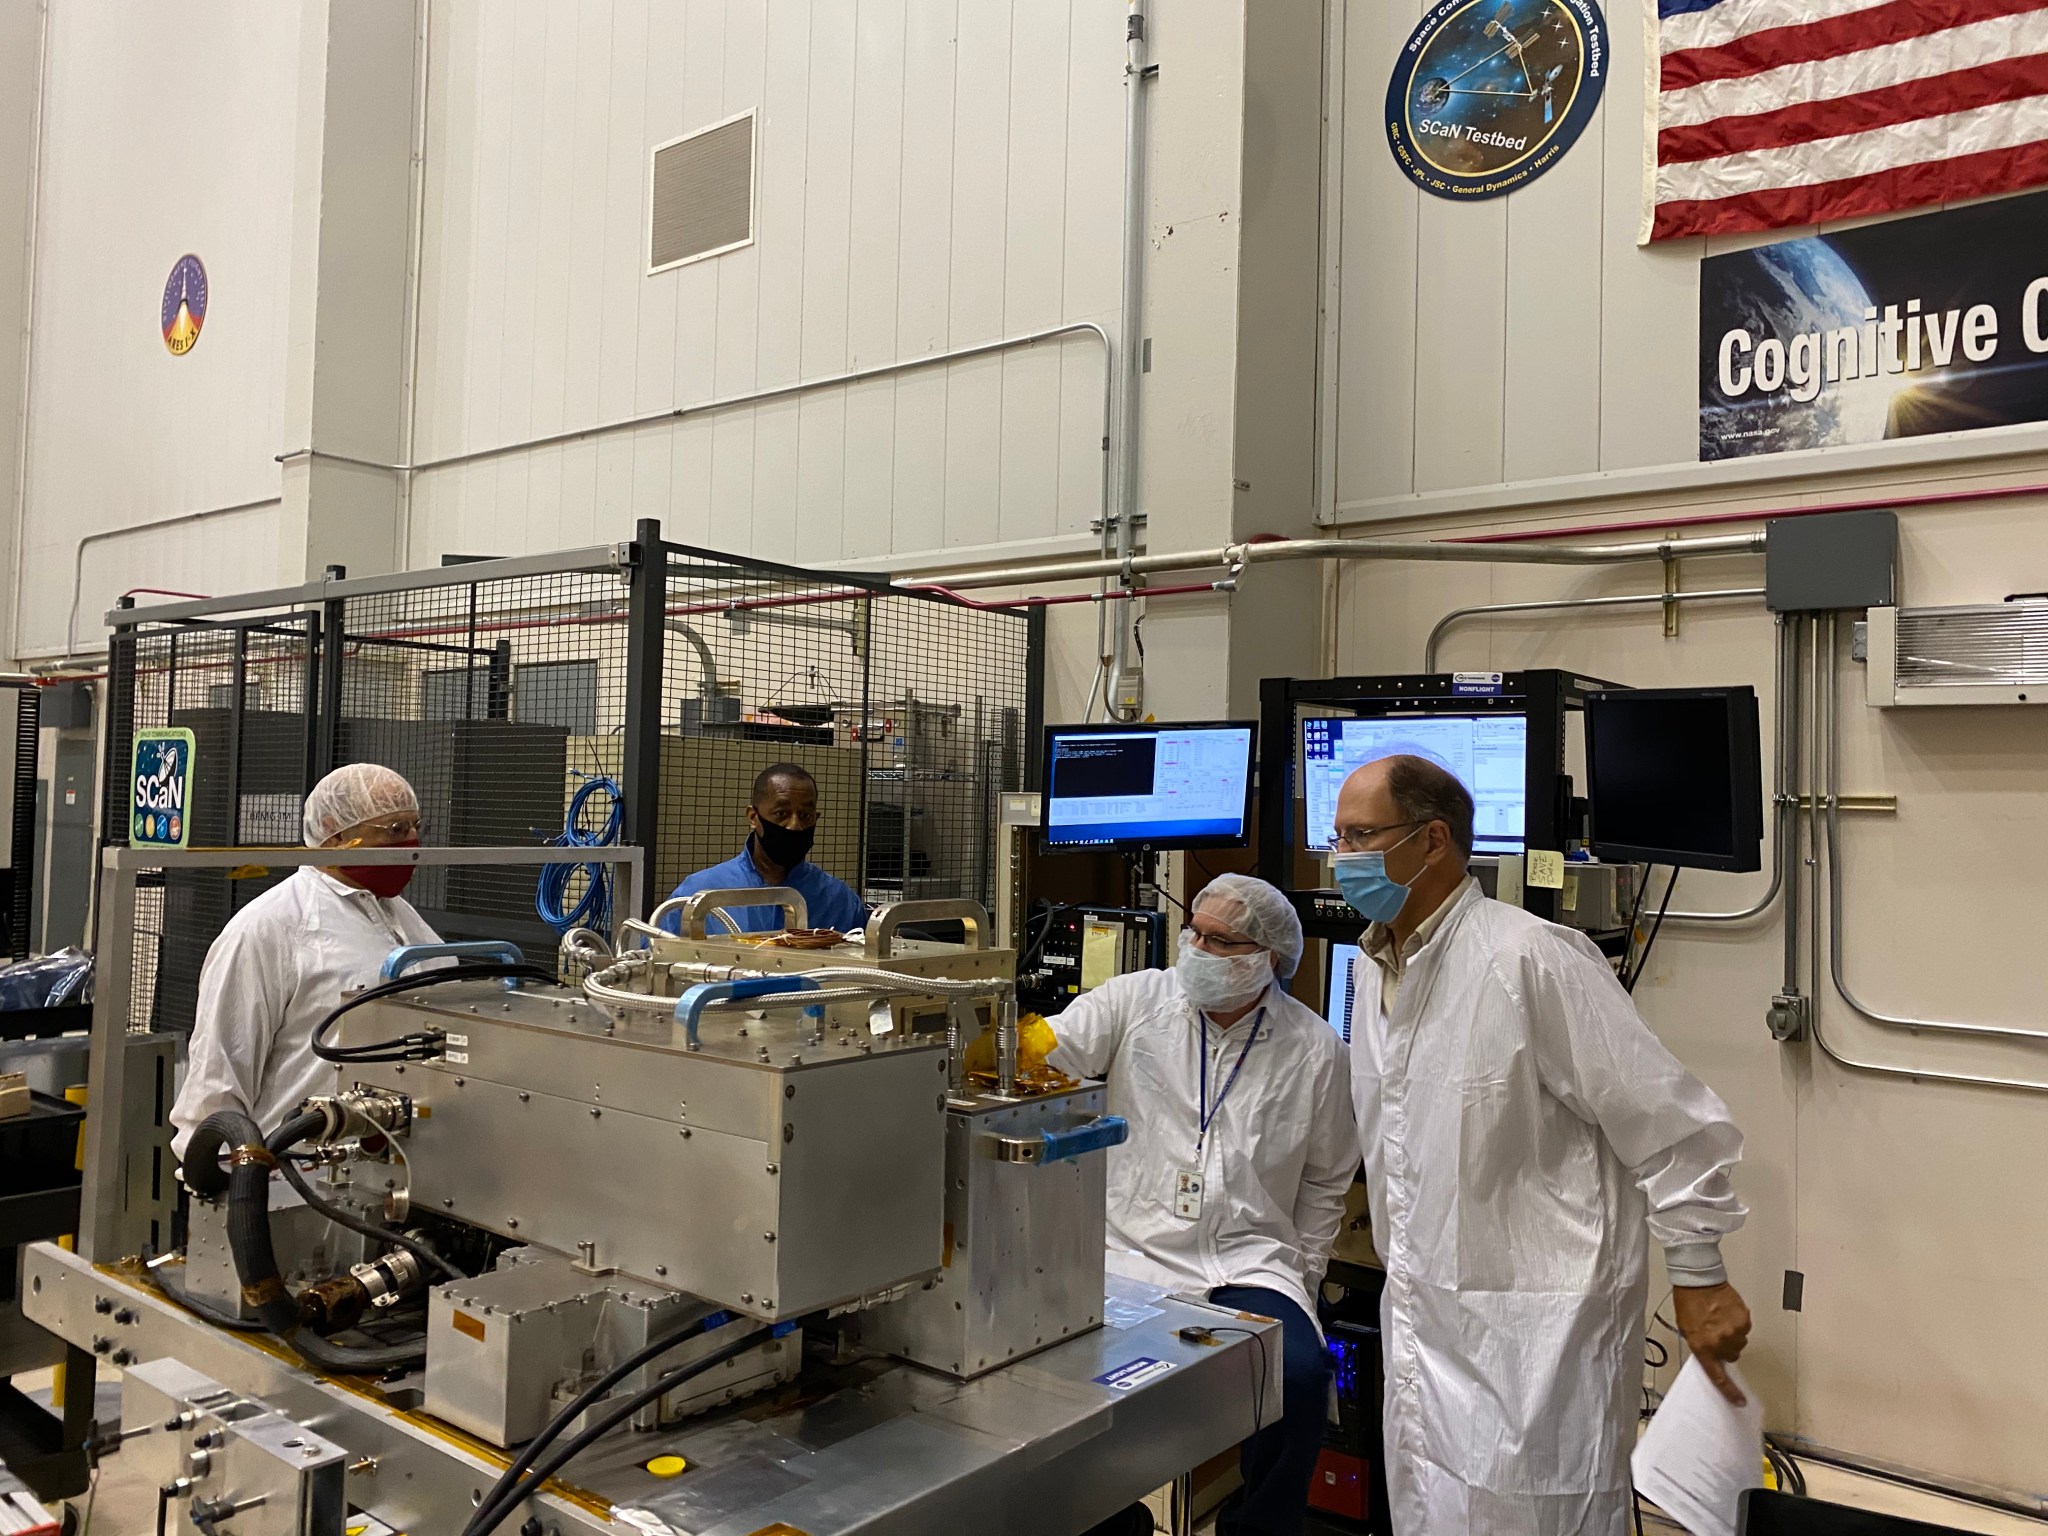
[1644,0,2048,242]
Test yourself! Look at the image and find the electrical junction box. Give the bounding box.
[1765,510,1897,613]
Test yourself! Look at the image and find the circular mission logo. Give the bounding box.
[161,253,208,355]
[1386,0,1608,201]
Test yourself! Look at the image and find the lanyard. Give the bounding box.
[1197,1006,1264,1159]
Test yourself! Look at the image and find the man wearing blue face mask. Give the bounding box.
[1334,754,1751,1536]
[1045,873,1357,1536]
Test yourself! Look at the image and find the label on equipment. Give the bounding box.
[444,1033,468,1048]
[1452,671,1504,696]
[444,1050,470,1065]
[1095,1357,1177,1391]
[452,1311,486,1342]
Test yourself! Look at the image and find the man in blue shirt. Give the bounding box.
[660,762,868,934]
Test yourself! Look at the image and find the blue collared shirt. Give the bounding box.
[660,842,869,935]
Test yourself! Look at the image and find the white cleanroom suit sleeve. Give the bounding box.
[173,916,299,1153]
[1516,927,1746,1285]
[1043,974,1134,1080]
[1290,1044,1360,1278]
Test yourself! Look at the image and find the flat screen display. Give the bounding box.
[1042,721,1257,849]
[1584,688,1763,872]
[1322,940,1363,1042]
[1301,713,1528,855]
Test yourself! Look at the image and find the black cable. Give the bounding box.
[1616,862,1654,984]
[1633,1488,1647,1536]
[155,1484,169,1536]
[1644,1336,1669,1370]
[276,1157,464,1285]
[465,1326,772,1536]
[459,1309,725,1533]
[1624,868,1679,996]
[310,962,558,1064]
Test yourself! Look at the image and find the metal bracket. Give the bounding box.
[987,1114,1130,1165]
[1663,547,1681,638]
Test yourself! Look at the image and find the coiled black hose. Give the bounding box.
[186,1109,427,1375]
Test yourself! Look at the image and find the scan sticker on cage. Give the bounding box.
[1095,1356,1176,1391]
[1174,1168,1204,1220]
[1452,671,1504,697]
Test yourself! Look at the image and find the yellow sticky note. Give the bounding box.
[1080,922,1117,991]
[1526,850,1566,890]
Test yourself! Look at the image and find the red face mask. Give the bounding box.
[338,839,419,899]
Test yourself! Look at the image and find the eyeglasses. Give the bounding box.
[342,816,423,843]
[1180,925,1263,958]
[1329,819,1423,853]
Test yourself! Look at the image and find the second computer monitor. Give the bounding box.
[1301,712,1528,855]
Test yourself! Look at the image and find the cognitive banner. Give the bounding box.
[1699,189,2048,462]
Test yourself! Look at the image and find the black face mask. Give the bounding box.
[754,817,816,871]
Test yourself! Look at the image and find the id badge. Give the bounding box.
[1173,1167,1204,1220]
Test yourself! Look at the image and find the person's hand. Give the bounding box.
[1672,1282,1753,1406]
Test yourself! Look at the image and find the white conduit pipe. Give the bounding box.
[1821,611,2048,1056]
[1809,611,2048,1094]
[899,530,1765,593]
[1421,587,1766,672]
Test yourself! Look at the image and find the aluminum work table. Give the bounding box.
[22,1242,1279,1535]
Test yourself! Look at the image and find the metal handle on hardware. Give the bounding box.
[671,887,810,939]
[674,974,822,1047]
[865,900,991,959]
[989,1114,1129,1166]
[381,941,525,990]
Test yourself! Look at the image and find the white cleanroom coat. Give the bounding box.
[1047,967,1359,1324]
[170,866,441,1158]
[1350,882,1745,1536]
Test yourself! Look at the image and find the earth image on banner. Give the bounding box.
[1698,241,1894,460]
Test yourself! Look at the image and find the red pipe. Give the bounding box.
[1442,476,2048,544]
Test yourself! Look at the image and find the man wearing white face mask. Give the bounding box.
[1046,873,1357,1536]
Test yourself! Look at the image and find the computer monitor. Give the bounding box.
[1041,721,1258,850]
[1301,713,1529,855]
[1321,940,1363,1042]
[1584,687,1763,872]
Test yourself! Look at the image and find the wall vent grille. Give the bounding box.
[1867,602,2048,707]
[648,111,755,274]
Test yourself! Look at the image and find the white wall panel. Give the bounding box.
[14,1,300,658]
[407,0,1124,570]
[1334,1,1422,506]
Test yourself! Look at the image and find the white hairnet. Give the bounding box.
[302,763,420,847]
[1192,873,1304,979]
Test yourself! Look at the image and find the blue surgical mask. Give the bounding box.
[1332,826,1426,923]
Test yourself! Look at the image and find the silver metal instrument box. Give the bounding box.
[425,1247,798,1447]
[340,981,949,1321]
[849,1086,1111,1377]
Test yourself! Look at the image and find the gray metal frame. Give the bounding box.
[80,843,643,1263]
[105,545,629,630]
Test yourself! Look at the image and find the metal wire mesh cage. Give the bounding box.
[647,546,1035,915]
[99,525,1041,1036]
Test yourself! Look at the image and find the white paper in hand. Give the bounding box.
[1631,1355,1764,1536]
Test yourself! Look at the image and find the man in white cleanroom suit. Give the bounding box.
[1333,755,1751,1536]
[170,763,441,1158]
[1047,874,1357,1536]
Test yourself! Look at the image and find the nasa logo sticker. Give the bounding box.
[132,728,196,850]
[1386,0,1607,202]
[161,254,208,355]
